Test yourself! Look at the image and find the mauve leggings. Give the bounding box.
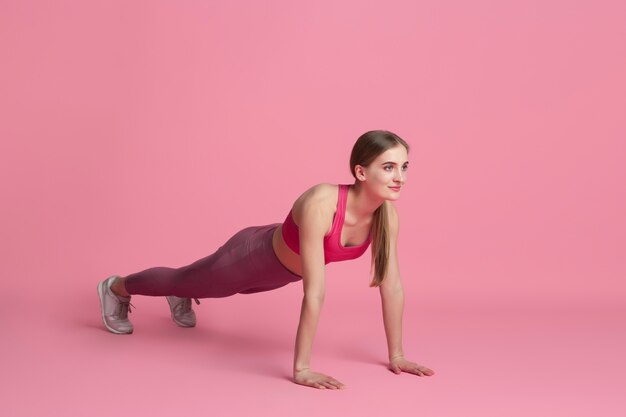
[123,223,302,298]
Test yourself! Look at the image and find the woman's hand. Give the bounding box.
[389,356,435,376]
[293,369,346,390]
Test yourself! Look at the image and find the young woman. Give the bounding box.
[97,129,435,389]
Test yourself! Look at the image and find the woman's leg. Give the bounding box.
[110,267,181,298]
[110,276,130,297]
[116,223,301,299]
[98,223,303,334]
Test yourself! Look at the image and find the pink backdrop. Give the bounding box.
[1,0,624,416]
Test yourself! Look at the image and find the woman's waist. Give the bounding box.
[272,224,303,276]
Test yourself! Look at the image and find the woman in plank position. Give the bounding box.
[97,129,435,389]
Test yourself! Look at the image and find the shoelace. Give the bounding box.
[115,299,136,318]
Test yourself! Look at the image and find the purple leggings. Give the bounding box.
[124,223,302,298]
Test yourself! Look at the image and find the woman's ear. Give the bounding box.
[355,165,366,181]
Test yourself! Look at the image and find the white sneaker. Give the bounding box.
[166,296,200,327]
[97,275,136,334]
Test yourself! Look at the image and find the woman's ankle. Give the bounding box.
[112,276,130,297]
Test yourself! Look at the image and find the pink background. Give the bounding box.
[1,0,624,416]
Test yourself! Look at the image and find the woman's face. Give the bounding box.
[361,145,409,200]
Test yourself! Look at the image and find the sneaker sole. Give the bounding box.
[97,279,133,335]
[166,297,196,328]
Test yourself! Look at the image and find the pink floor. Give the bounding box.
[3,284,624,417]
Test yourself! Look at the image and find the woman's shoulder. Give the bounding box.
[289,182,339,226]
[310,182,339,198]
[294,182,337,205]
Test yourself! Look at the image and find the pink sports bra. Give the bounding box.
[281,184,373,264]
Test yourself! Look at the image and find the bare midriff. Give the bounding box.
[272,224,304,277]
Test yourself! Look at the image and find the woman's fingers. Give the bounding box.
[318,377,345,389]
[413,365,435,376]
[326,378,345,389]
[404,363,423,376]
[392,358,435,377]
[417,365,434,375]
[294,370,346,389]
[320,379,338,389]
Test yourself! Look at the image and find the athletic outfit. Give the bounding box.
[281,184,372,263]
[122,184,372,299]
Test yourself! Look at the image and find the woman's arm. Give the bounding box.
[293,202,346,389]
[294,294,324,372]
[380,288,405,360]
[379,203,405,360]
[379,203,435,377]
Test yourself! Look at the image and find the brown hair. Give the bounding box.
[349,130,410,287]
